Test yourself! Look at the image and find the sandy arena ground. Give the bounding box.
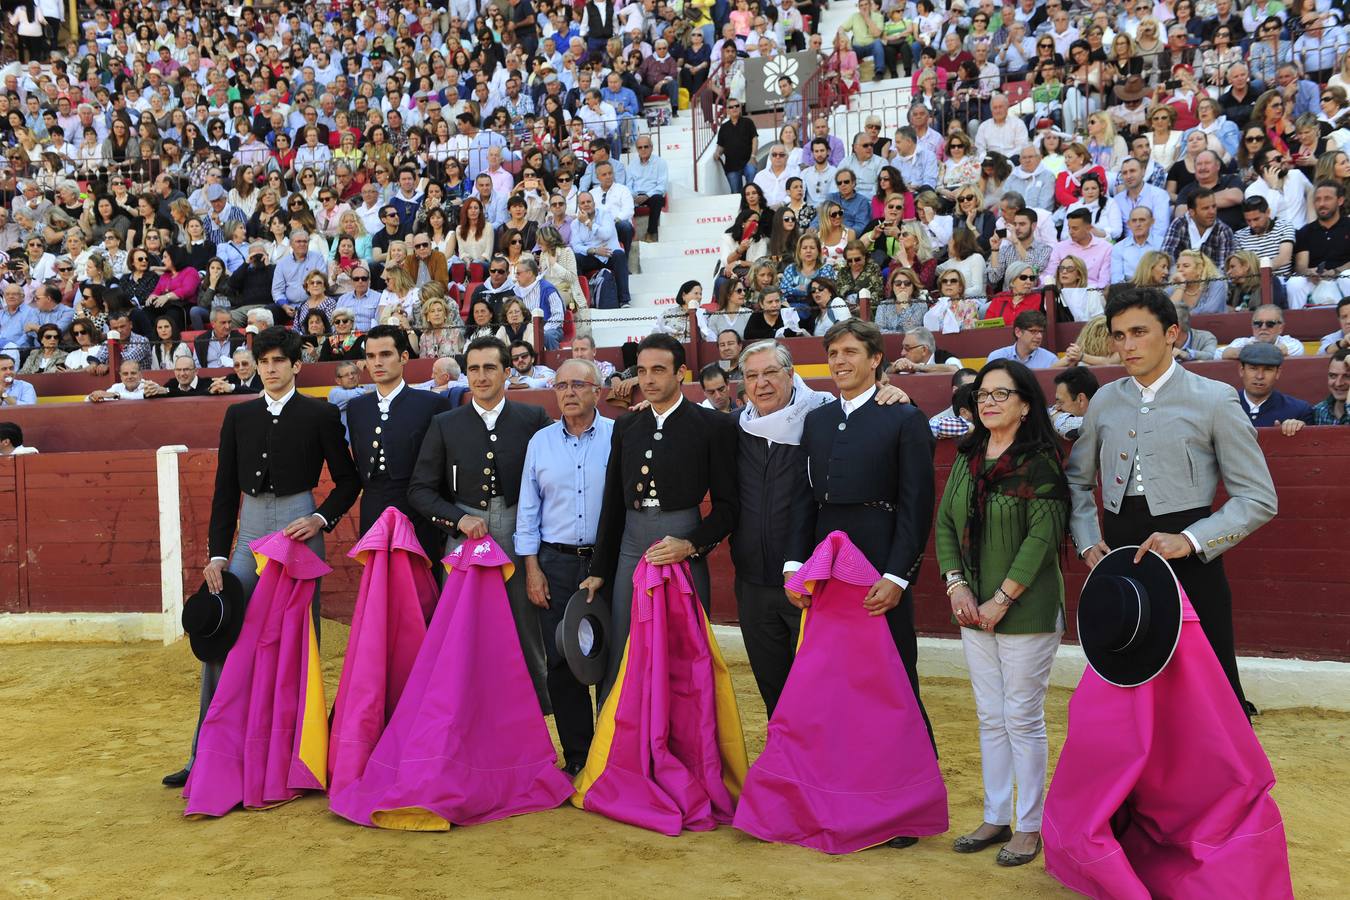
[1,623,1346,899]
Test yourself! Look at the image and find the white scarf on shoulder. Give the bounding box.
[739,373,833,445]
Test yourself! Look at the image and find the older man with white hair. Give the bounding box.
[974,93,1029,161]
[731,339,909,715]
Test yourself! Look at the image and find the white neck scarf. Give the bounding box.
[739,373,833,445]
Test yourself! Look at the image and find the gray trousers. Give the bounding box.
[600,507,709,703]
[449,497,549,712]
[188,492,324,769]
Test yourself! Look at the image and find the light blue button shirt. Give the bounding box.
[626,156,669,196]
[513,414,614,556]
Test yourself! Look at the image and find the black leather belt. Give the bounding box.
[542,541,594,557]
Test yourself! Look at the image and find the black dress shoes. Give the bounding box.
[162,767,190,788]
[953,825,1013,853]
[885,836,919,849]
[563,761,586,778]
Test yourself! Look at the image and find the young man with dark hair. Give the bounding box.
[1051,366,1100,439]
[987,310,1057,368]
[163,326,360,788]
[346,324,451,562]
[582,333,740,700]
[408,335,555,706]
[1065,287,1278,719]
[698,362,739,413]
[789,319,937,849]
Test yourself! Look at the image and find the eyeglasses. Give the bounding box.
[835,179,853,186]
[56,265,72,272]
[413,242,430,248]
[811,285,829,292]
[828,210,842,218]
[975,388,1020,404]
[1245,135,1265,143]
[351,274,370,281]
[511,353,532,361]
[743,365,785,384]
[72,329,88,336]
[553,380,597,393]
[959,195,977,202]
[489,267,508,275]
[845,255,864,263]
[1015,273,1036,281]
[332,317,352,324]
[1252,319,1282,328]
[940,277,961,284]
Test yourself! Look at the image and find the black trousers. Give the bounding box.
[734,577,802,717]
[537,545,596,768]
[636,193,665,238]
[1104,497,1248,715]
[886,587,935,750]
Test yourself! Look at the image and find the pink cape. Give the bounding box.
[183,533,332,817]
[328,536,573,830]
[327,507,437,797]
[733,530,948,852]
[571,556,748,836]
[1043,595,1294,899]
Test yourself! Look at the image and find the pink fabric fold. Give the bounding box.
[327,507,437,797]
[184,534,333,817]
[328,536,573,830]
[574,556,746,836]
[1043,595,1294,899]
[733,530,949,853]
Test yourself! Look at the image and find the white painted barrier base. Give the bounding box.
[0,612,164,644]
[1,616,1342,712]
[712,625,1350,713]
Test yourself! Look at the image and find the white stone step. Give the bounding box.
[637,235,726,261]
[652,221,734,243]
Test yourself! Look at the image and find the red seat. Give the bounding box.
[450,261,467,284]
[1004,80,1031,104]
[577,275,591,306]
[561,304,576,345]
[181,330,206,341]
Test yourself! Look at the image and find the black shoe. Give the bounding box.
[886,836,919,849]
[1243,699,1260,718]
[953,825,1013,853]
[162,767,190,788]
[563,760,585,778]
[995,837,1042,867]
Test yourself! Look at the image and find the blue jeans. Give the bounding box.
[543,322,563,350]
[854,40,885,76]
[724,162,756,194]
[614,219,635,253]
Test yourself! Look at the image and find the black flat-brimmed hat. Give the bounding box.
[181,572,246,663]
[1077,547,1183,687]
[554,589,610,686]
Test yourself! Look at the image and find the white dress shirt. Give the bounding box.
[595,182,635,224]
[473,395,506,430]
[375,379,405,414]
[652,394,683,429]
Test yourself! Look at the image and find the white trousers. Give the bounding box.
[1285,274,1350,310]
[961,623,1062,832]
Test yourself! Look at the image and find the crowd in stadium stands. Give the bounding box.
[0,0,1348,422]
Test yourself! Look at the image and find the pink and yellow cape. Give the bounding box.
[328,536,573,830]
[1043,593,1294,899]
[571,555,748,836]
[183,532,331,817]
[327,507,437,798]
[733,530,948,852]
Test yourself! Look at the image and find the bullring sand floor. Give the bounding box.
[1,622,1345,898]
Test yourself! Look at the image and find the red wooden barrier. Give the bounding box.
[2,427,1348,659]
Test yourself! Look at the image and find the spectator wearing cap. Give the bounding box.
[1221,305,1306,360]
[1235,341,1312,435]
[203,183,247,245]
